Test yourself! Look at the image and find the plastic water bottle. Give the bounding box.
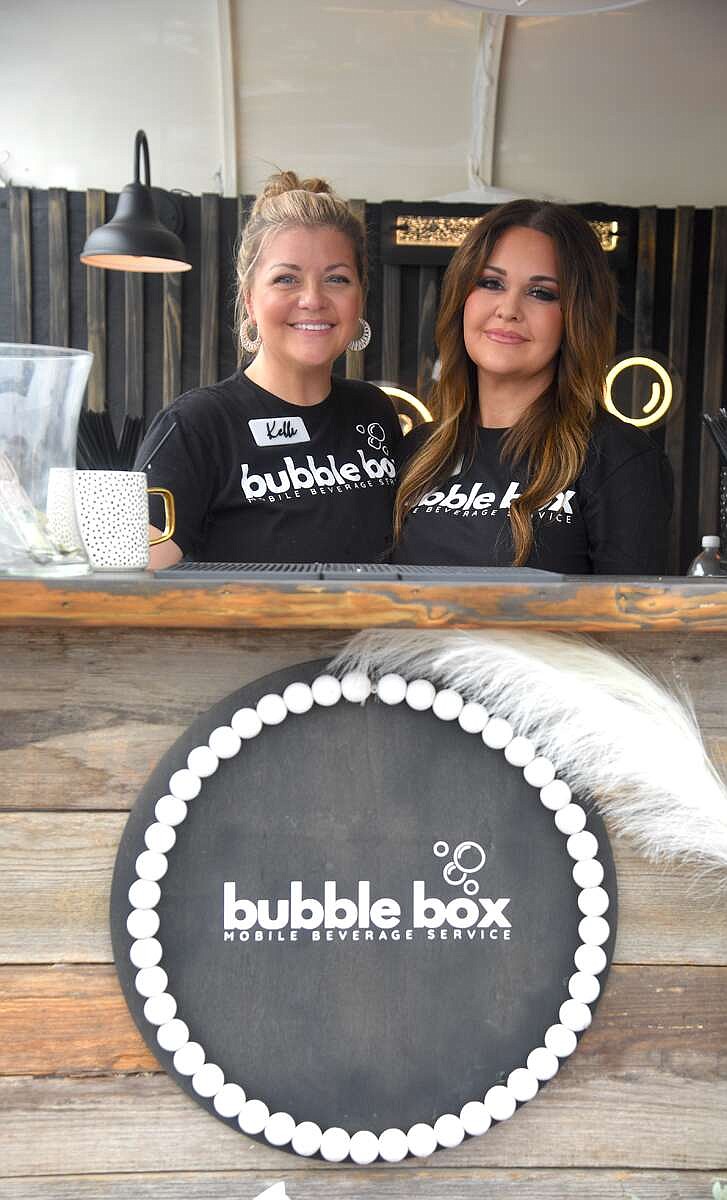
[687,535,722,576]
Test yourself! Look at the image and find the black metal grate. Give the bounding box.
[394,564,556,581]
[318,564,400,579]
[160,562,321,574]
[156,562,563,582]
[156,562,323,582]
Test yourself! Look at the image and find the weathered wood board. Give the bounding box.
[3,577,727,632]
[2,1060,725,1175]
[2,627,726,812]
[2,610,726,1195]
[1,1170,724,1200]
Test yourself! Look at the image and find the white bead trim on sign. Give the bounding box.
[127,669,610,1163]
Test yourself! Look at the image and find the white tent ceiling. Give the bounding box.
[452,1,651,15]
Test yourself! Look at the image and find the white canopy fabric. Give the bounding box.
[452,0,651,14]
[434,0,652,202]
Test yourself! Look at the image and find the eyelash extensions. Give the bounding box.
[271,274,352,287]
[475,277,559,302]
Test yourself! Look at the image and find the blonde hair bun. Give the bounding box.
[259,170,333,203]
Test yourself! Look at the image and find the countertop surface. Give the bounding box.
[1,571,727,631]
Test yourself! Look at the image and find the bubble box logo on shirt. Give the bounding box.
[414,480,576,519]
[240,450,396,502]
[222,837,513,944]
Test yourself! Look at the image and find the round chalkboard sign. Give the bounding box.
[111,658,617,1163]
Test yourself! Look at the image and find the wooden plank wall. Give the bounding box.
[84,190,107,413]
[699,208,727,540]
[665,207,694,574]
[1,625,726,1198]
[8,187,31,342]
[1,189,726,568]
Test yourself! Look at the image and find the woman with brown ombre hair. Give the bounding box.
[393,200,672,574]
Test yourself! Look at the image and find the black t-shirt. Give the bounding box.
[136,372,402,562]
[393,411,673,574]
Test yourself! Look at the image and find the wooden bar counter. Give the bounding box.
[2,574,726,1199]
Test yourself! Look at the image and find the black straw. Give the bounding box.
[704,411,727,465]
[76,410,145,470]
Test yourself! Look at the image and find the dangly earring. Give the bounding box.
[347,318,371,352]
[241,317,262,354]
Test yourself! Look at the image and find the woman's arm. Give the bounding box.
[136,403,215,566]
[148,528,183,569]
[583,447,674,575]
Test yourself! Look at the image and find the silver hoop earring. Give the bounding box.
[241,318,261,354]
[347,318,371,353]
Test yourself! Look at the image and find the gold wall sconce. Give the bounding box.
[376,384,434,435]
[604,355,676,428]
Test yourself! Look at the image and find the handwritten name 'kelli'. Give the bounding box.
[265,419,298,440]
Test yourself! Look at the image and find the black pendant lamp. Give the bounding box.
[80,130,192,273]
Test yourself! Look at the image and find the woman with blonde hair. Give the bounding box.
[138,171,400,566]
[393,200,671,574]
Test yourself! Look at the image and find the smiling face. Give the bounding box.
[244,226,363,371]
[463,225,564,391]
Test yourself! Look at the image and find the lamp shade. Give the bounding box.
[80,131,191,273]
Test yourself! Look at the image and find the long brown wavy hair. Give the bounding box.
[394,200,617,564]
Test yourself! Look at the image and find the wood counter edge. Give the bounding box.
[2,576,727,631]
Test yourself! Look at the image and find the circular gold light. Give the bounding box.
[604,356,674,428]
[376,384,434,430]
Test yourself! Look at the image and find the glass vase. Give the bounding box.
[0,344,93,576]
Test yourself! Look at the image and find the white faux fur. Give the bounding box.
[331,630,727,883]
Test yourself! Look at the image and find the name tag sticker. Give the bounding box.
[249,417,310,446]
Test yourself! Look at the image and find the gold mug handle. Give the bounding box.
[147,487,176,545]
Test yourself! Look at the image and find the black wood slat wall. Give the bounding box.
[124,273,144,420]
[416,266,439,401]
[699,207,727,541]
[199,193,220,388]
[381,263,401,383]
[8,188,31,343]
[162,272,182,409]
[48,188,69,348]
[665,206,694,574]
[631,206,658,418]
[84,190,106,414]
[1,186,726,571]
[344,197,366,383]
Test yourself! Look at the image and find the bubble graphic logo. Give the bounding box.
[356,421,388,454]
[433,840,487,896]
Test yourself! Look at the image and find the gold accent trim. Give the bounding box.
[147,487,176,544]
[394,215,619,253]
[395,216,481,249]
[589,220,620,253]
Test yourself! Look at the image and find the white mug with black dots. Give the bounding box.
[73,470,175,570]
